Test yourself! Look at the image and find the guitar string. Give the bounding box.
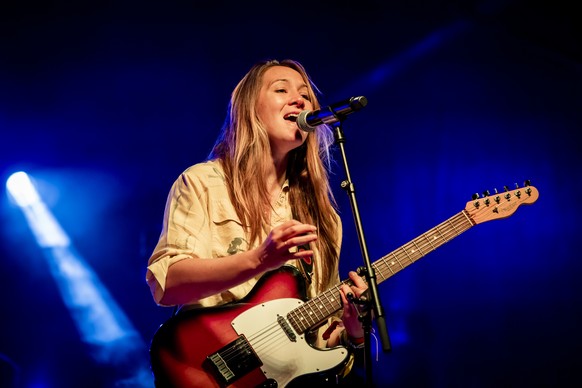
[217,319,285,363]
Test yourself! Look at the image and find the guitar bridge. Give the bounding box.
[204,335,262,386]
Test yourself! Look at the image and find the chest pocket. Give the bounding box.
[210,199,248,257]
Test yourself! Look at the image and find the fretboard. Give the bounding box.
[286,210,474,334]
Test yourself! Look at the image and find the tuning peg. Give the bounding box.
[483,190,491,197]
[494,188,501,203]
[472,193,480,200]
[503,185,509,192]
[524,179,533,195]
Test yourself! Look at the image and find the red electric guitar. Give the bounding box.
[150,182,539,387]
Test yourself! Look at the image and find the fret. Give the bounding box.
[447,216,462,237]
[287,310,302,333]
[400,244,415,266]
[303,305,317,326]
[411,239,425,259]
[423,230,438,250]
[389,252,404,270]
[318,292,334,316]
[294,306,314,331]
[374,259,389,281]
[434,224,448,243]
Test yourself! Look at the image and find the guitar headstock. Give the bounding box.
[465,180,539,225]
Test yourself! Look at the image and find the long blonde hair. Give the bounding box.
[209,59,340,292]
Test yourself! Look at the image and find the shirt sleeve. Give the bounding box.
[146,165,214,305]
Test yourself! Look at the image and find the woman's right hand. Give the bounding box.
[255,220,318,272]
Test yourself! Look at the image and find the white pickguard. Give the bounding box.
[231,298,349,386]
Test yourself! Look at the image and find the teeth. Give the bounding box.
[285,114,298,122]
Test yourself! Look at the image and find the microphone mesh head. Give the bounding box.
[296,110,316,132]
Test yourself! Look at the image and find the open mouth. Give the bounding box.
[284,113,298,122]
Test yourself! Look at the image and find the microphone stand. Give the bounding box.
[332,119,391,386]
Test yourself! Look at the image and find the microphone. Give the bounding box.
[296,96,368,132]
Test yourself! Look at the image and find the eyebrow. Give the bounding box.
[269,78,308,89]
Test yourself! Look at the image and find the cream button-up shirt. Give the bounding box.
[146,160,339,309]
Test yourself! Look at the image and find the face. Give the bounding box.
[256,66,314,160]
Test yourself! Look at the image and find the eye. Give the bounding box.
[302,94,311,101]
[275,88,287,93]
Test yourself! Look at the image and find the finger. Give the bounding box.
[291,248,315,260]
[339,284,352,305]
[279,219,303,228]
[284,233,318,251]
[272,220,303,235]
[280,222,317,239]
[348,271,368,289]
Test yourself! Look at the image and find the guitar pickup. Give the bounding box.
[204,335,262,386]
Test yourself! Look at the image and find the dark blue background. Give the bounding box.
[1,1,580,387]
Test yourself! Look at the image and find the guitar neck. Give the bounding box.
[371,210,473,285]
[288,210,474,334]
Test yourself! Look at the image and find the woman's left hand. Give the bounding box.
[339,270,368,339]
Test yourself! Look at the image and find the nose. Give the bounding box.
[290,94,306,109]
